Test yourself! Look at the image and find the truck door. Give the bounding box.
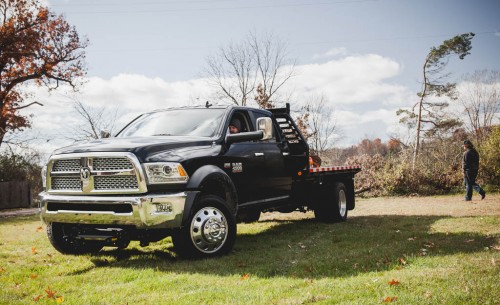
[222,111,270,204]
[249,110,292,201]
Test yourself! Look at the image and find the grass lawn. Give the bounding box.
[1,194,499,305]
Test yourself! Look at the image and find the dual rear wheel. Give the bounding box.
[314,182,348,223]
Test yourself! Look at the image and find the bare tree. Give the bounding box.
[306,95,340,158]
[205,41,255,106]
[249,31,295,108]
[204,31,295,107]
[458,69,500,145]
[67,97,120,141]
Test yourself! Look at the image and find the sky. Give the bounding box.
[14,0,500,156]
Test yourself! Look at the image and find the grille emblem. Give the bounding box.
[80,167,91,181]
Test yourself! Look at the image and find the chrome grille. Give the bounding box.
[94,176,138,190]
[47,153,146,194]
[93,157,133,171]
[52,159,80,172]
[51,177,81,190]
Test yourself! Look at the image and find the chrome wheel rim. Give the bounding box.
[338,189,347,218]
[190,207,228,254]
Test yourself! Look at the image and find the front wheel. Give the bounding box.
[314,182,348,223]
[47,223,104,255]
[172,195,236,258]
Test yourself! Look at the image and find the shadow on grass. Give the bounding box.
[71,214,496,279]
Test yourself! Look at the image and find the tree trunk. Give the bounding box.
[412,56,430,170]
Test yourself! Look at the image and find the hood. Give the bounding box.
[53,136,220,162]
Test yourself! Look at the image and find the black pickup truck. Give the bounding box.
[39,103,360,258]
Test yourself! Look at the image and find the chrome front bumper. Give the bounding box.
[39,192,193,229]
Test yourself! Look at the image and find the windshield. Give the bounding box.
[117,108,226,138]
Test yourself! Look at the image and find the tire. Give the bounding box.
[314,182,348,223]
[172,195,236,258]
[236,210,261,223]
[47,223,104,255]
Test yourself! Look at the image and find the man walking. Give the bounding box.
[462,140,486,201]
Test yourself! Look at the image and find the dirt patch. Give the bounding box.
[0,208,38,218]
[260,194,500,221]
[353,194,500,217]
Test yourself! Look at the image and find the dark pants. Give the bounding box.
[464,169,484,200]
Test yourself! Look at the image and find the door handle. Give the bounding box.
[282,152,290,156]
[254,152,264,157]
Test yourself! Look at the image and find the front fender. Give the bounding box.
[182,165,238,225]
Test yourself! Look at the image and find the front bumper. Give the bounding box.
[39,191,196,229]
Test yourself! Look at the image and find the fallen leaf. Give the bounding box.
[33,294,43,302]
[407,237,417,241]
[425,291,432,299]
[56,296,64,303]
[388,279,400,286]
[0,267,5,273]
[423,242,435,248]
[382,296,398,303]
[304,266,313,273]
[240,273,250,281]
[30,274,38,279]
[36,226,43,232]
[45,286,58,299]
[31,247,38,255]
[419,249,428,256]
[465,239,475,243]
[287,244,292,249]
[14,282,21,289]
[492,258,496,266]
[492,246,500,251]
[399,257,407,265]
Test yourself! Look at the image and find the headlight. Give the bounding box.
[143,162,189,184]
[41,166,47,189]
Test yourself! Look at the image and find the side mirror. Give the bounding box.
[100,130,111,138]
[256,117,273,141]
[226,131,264,145]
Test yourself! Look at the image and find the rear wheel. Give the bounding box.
[172,195,236,258]
[47,223,104,255]
[314,182,348,223]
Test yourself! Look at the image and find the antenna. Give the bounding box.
[205,101,212,108]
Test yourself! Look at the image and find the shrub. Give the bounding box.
[479,125,500,191]
[0,152,43,201]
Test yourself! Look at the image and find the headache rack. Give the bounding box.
[268,103,308,156]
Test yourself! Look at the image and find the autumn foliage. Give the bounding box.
[0,0,88,147]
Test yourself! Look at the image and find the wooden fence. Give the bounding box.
[0,181,32,209]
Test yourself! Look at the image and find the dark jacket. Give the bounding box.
[462,148,479,171]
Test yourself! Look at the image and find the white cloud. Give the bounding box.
[14,52,415,154]
[286,54,407,106]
